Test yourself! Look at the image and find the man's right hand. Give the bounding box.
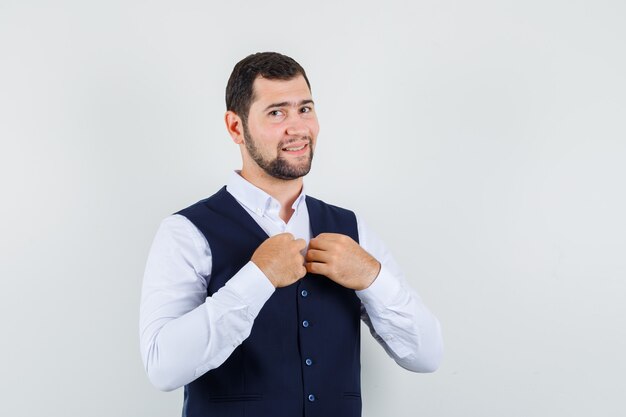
[251,233,307,288]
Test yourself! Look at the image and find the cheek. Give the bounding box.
[308,119,320,138]
[249,125,282,145]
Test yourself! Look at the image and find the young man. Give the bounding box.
[140,52,443,417]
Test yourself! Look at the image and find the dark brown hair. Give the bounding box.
[225,52,311,123]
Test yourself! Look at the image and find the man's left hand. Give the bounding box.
[305,233,381,291]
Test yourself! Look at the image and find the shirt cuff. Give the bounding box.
[224,261,276,318]
[355,264,404,307]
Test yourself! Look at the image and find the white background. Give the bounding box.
[1,1,625,416]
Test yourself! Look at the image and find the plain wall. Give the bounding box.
[1,0,625,416]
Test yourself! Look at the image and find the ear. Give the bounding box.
[225,111,245,144]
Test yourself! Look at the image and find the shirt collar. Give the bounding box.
[226,170,307,217]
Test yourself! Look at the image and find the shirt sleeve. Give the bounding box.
[354,214,444,372]
[139,214,275,391]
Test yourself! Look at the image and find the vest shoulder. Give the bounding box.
[174,186,229,217]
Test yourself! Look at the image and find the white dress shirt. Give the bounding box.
[140,171,443,392]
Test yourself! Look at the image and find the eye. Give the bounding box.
[300,106,312,114]
[268,109,284,117]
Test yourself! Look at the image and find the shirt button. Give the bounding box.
[305,358,313,366]
[301,289,308,297]
[308,394,316,402]
[302,320,309,328]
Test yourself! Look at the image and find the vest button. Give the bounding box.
[308,394,316,402]
[305,358,313,366]
[302,320,309,328]
[301,289,308,297]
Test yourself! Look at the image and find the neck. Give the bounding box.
[240,167,303,223]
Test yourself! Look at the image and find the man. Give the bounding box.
[140,52,443,417]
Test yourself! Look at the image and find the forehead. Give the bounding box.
[250,75,312,108]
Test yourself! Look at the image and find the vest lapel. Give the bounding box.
[210,186,270,241]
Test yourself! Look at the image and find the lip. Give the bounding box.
[281,142,310,156]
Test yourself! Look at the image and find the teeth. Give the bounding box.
[284,145,305,151]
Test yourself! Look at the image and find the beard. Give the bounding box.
[242,121,314,180]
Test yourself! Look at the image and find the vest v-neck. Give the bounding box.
[213,186,271,241]
[218,186,325,241]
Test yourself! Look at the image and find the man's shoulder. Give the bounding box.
[174,186,230,216]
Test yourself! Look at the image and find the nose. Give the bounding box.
[285,115,309,137]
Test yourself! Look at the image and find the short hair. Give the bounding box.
[225,52,311,123]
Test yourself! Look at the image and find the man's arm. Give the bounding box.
[305,214,443,372]
[139,215,275,391]
[355,214,443,372]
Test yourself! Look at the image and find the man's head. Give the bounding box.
[226,52,311,126]
[224,52,319,181]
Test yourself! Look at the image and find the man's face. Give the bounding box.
[241,75,319,180]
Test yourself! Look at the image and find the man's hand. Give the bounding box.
[251,233,307,288]
[305,233,381,291]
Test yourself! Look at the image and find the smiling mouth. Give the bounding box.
[282,143,307,151]
[280,142,310,155]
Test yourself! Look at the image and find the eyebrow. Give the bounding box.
[263,99,315,112]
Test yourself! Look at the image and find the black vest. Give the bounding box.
[176,187,362,417]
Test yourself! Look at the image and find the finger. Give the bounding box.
[297,265,307,278]
[294,238,307,251]
[312,233,354,249]
[305,248,331,263]
[305,262,327,275]
[309,236,336,250]
[311,239,343,254]
[315,232,345,242]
